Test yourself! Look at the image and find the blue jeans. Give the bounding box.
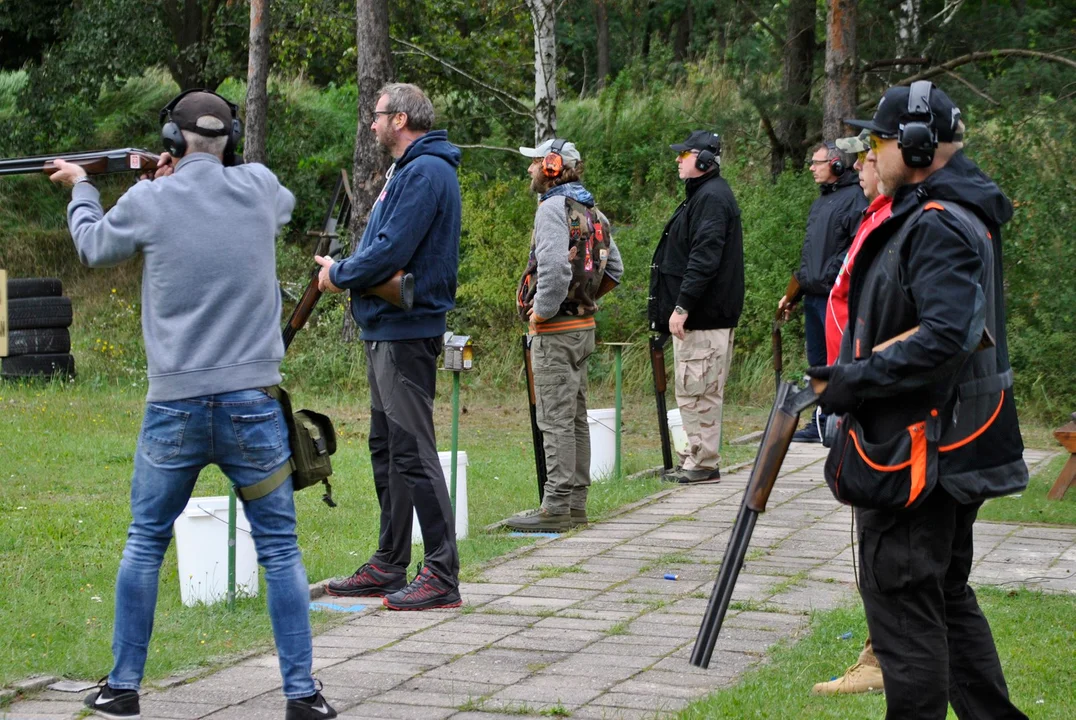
[109,390,315,699]
[803,293,828,368]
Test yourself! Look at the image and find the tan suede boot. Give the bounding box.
[811,661,885,695]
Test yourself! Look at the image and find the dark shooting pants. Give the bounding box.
[857,488,1026,720]
[365,337,459,586]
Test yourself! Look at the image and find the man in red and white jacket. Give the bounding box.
[811,130,893,697]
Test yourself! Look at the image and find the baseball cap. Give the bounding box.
[835,130,870,155]
[168,90,235,136]
[518,139,582,167]
[845,84,962,142]
[671,130,721,154]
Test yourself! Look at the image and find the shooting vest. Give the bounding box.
[517,197,610,334]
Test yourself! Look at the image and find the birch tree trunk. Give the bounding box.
[527,0,557,143]
[772,0,816,175]
[896,0,921,69]
[595,0,611,91]
[822,0,857,143]
[343,0,394,342]
[244,0,270,165]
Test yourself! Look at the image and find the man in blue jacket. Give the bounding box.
[316,83,462,610]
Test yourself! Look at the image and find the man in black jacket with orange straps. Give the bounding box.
[648,130,744,483]
[809,83,1028,720]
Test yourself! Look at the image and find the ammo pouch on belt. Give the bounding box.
[824,413,939,511]
[236,386,338,507]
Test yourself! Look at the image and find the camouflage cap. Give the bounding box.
[835,130,870,155]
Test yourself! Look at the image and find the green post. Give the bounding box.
[227,487,237,608]
[614,345,623,478]
[450,370,460,514]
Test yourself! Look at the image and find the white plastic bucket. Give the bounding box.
[412,451,468,543]
[587,408,617,481]
[173,496,258,607]
[667,408,689,455]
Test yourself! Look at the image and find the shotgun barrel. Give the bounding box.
[523,334,549,502]
[690,379,822,668]
[0,148,160,177]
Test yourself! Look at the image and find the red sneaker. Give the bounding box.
[382,566,462,610]
[325,563,405,597]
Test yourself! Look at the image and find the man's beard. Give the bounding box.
[876,162,909,199]
[375,124,396,150]
[530,173,548,194]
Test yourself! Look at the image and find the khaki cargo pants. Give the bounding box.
[673,328,734,471]
[532,329,595,515]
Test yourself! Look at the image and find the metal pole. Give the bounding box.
[227,487,237,608]
[450,370,460,515]
[614,345,623,478]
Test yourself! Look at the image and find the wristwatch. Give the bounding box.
[73,175,94,187]
[673,305,688,316]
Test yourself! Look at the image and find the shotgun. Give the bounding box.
[690,324,944,669]
[650,332,675,472]
[776,273,803,322]
[522,334,549,502]
[0,148,161,177]
[282,169,414,350]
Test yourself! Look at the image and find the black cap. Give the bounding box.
[845,84,962,142]
[671,130,721,154]
[169,91,234,137]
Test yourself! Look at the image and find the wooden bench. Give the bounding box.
[1047,412,1076,501]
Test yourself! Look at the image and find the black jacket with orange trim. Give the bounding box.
[830,151,1027,503]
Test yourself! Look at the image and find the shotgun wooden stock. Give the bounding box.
[596,273,620,299]
[360,269,414,311]
[775,273,803,321]
[650,333,674,471]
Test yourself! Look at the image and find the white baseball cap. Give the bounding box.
[518,138,582,167]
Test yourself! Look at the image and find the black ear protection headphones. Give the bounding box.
[825,142,846,176]
[694,133,721,172]
[159,88,242,161]
[899,80,938,168]
[542,139,567,178]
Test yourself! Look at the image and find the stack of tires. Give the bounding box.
[2,277,76,380]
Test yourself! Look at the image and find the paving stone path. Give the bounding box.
[5,446,1072,720]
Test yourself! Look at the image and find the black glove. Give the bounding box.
[806,364,859,415]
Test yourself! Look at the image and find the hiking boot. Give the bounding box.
[325,562,405,597]
[285,689,338,720]
[383,566,462,611]
[502,507,571,532]
[570,508,589,527]
[665,467,721,484]
[83,679,140,719]
[811,662,885,695]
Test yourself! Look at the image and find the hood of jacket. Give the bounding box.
[541,181,595,207]
[396,130,461,170]
[891,151,1012,230]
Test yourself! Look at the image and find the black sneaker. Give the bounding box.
[791,425,822,443]
[502,507,571,532]
[83,679,140,719]
[666,467,721,484]
[285,690,338,720]
[325,562,405,597]
[383,566,462,610]
[570,508,589,527]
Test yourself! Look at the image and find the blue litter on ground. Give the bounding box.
[664,573,679,581]
[508,532,561,538]
[309,601,366,613]
[839,631,854,640]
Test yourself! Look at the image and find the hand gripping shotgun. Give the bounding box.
[282,169,415,350]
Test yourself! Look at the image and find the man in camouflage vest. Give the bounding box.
[503,138,623,532]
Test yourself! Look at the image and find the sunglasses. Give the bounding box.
[857,151,868,164]
[868,134,896,153]
[676,150,697,161]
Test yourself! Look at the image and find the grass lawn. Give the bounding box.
[0,379,766,687]
[678,587,1076,719]
[979,453,1076,526]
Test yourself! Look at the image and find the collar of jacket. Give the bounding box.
[174,152,222,172]
[820,171,859,195]
[685,169,720,197]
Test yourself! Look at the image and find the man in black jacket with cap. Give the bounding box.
[808,82,1029,719]
[648,130,744,483]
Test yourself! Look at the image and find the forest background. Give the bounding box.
[0,0,1073,422]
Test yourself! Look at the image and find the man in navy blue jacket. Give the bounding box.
[316,83,462,610]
